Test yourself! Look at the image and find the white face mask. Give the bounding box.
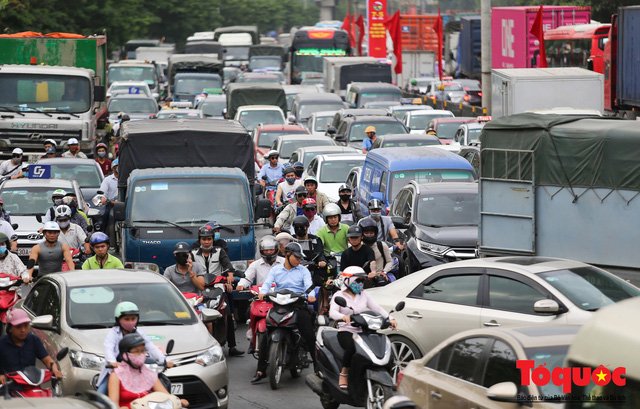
[58,220,70,229]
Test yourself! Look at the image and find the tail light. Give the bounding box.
[397,370,404,387]
[463,95,470,101]
[478,92,483,97]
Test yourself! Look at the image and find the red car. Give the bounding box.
[427,117,478,145]
[253,124,309,167]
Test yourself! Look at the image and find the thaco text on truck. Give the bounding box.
[114,119,270,274]
[0,32,107,159]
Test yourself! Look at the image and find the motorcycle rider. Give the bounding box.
[257,150,283,191]
[0,198,11,223]
[291,215,326,275]
[237,236,283,291]
[94,143,112,176]
[0,233,27,283]
[336,184,363,224]
[61,194,90,235]
[55,205,91,257]
[44,146,57,159]
[0,148,24,179]
[26,221,75,281]
[275,232,294,256]
[316,203,349,255]
[42,189,67,224]
[274,166,301,209]
[303,176,329,214]
[290,198,325,236]
[0,217,17,252]
[43,139,57,154]
[363,199,404,251]
[293,161,305,179]
[340,225,376,272]
[166,242,205,294]
[328,266,397,390]
[0,310,63,387]
[253,242,316,384]
[62,137,88,159]
[98,158,119,232]
[82,232,124,269]
[360,218,394,287]
[274,185,308,233]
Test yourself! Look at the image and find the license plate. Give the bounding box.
[170,383,183,395]
[17,248,30,257]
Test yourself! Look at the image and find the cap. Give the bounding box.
[295,185,308,195]
[112,158,119,167]
[347,224,363,237]
[68,137,79,145]
[46,147,56,154]
[173,241,191,253]
[12,148,23,155]
[284,242,304,258]
[7,309,31,326]
[365,126,376,133]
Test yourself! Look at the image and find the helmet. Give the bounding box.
[43,139,57,147]
[347,224,363,238]
[259,236,279,263]
[341,266,367,288]
[21,163,29,171]
[42,221,60,232]
[382,395,417,409]
[117,111,126,119]
[359,217,379,244]
[112,158,119,168]
[323,203,341,222]
[119,113,130,121]
[365,126,376,133]
[114,301,140,319]
[118,333,145,355]
[282,166,295,176]
[199,222,219,238]
[368,198,383,211]
[338,183,352,194]
[275,232,294,245]
[67,137,79,145]
[62,196,78,209]
[284,242,304,258]
[52,189,67,199]
[12,148,23,155]
[266,150,279,159]
[54,205,72,220]
[301,198,317,209]
[0,233,9,245]
[292,215,310,228]
[222,108,227,115]
[304,175,318,186]
[295,185,308,196]
[426,127,436,135]
[293,161,304,169]
[95,143,108,151]
[89,232,110,247]
[174,242,191,253]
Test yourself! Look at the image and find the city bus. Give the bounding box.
[288,27,352,84]
[544,23,611,74]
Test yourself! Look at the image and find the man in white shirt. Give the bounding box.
[98,158,119,232]
[0,148,24,179]
[0,219,17,251]
[55,205,91,255]
[61,138,88,159]
[237,236,284,290]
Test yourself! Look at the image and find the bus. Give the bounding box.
[544,23,611,74]
[288,27,351,84]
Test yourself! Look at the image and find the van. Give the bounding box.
[357,147,476,215]
[345,82,402,108]
[564,297,640,408]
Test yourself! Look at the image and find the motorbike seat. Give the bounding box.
[321,330,345,358]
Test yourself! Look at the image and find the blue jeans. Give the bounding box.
[97,376,109,394]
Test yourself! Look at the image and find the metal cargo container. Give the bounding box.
[459,16,481,78]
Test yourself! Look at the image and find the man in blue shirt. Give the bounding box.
[252,242,316,384]
[257,150,283,191]
[361,126,377,154]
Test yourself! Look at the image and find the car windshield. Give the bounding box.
[239,110,284,131]
[280,139,334,158]
[416,191,479,226]
[350,122,407,142]
[257,131,302,148]
[392,107,423,120]
[435,82,464,91]
[383,138,441,148]
[525,345,570,397]
[536,267,640,311]
[467,128,483,143]
[130,177,250,225]
[66,283,198,327]
[107,98,157,114]
[360,92,402,105]
[314,114,335,132]
[175,77,222,95]
[319,159,365,183]
[0,186,69,215]
[299,103,344,120]
[436,122,467,139]
[249,57,281,70]
[0,74,92,114]
[408,114,452,131]
[200,99,226,117]
[390,169,476,200]
[108,66,156,88]
[47,163,103,187]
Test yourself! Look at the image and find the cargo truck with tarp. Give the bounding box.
[226,83,287,119]
[167,54,224,102]
[479,113,640,270]
[248,44,287,72]
[0,32,107,159]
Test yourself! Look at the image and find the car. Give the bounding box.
[236,72,281,84]
[198,94,227,118]
[345,82,403,108]
[289,93,345,125]
[234,105,285,132]
[306,110,339,137]
[362,101,402,111]
[289,145,359,168]
[107,94,159,124]
[398,325,581,408]
[389,181,479,274]
[426,80,470,104]
[282,85,321,113]
[389,104,432,120]
[106,81,152,98]
[327,108,392,132]
[107,62,162,101]
[0,178,88,263]
[367,256,640,372]
[330,115,409,149]
[401,109,455,134]
[459,145,480,175]
[252,124,309,166]
[271,134,336,162]
[14,269,229,407]
[452,122,487,146]
[370,133,441,150]
[404,76,436,94]
[156,108,204,119]
[455,78,483,106]
[426,116,478,144]
[305,154,366,201]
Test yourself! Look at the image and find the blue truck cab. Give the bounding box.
[357,146,477,215]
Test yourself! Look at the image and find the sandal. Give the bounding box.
[339,373,348,390]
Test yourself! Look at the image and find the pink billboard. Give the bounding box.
[492,6,591,69]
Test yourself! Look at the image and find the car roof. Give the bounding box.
[1,178,74,188]
[282,85,320,94]
[337,108,390,117]
[366,146,474,172]
[279,135,332,142]
[37,158,100,167]
[409,110,454,116]
[311,110,339,117]
[257,124,307,132]
[352,115,400,123]
[430,117,477,124]
[442,256,593,274]
[297,146,357,153]
[294,93,342,102]
[349,82,400,92]
[391,105,427,111]
[464,122,486,130]
[108,94,156,100]
[316,153,365,162]
[47,269,167,287]
[109,81,149,87]
[412,181,478,195]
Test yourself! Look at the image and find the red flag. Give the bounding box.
[529,5,548,68]
[341,13,355,48]
[383,10,403,74]
[432,9,443,81]
[350,14,356,48]
[356,14,365,56]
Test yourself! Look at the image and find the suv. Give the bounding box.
[389,181,479,274]
[327,108,391,131]
[329,115,408,149]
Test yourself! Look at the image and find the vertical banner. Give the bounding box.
[367,0,387,58]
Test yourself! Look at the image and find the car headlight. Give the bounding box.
[196,345,224,366]
[148,400,174,409]
[417,240,450,256]
[69,350,105,371]
[132,262,160,273]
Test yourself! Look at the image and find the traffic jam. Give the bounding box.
[0,3,638,409]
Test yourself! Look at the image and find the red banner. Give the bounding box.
[367,0,387,58]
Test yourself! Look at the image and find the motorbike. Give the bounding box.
[247,284,273,358]
[130,391,182,409]
[182,292,204,318]
[1,347,68,399]
[0,273,21,335]
[264,288,313,390]
[202,274,228,346]
[306,298,405,409]
[61,248,84,271]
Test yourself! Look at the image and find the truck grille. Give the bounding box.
[0,128,82,159]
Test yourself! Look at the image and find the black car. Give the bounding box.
[327,115,409,149]
[389,181,478,275]
[327,108,391,130]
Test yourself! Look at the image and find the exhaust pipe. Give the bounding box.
[305,373,323,395]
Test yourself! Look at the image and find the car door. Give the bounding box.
[480,269,569,328]
[23,279,64,358]
[290,151,299,164]
[400,268,484,354]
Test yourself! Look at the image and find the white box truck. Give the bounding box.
[491,67,604,118]
[322,56,388,97]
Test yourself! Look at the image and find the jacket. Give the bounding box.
[191,246,234,276]
[309,191,329,214]
[274,202,302,230]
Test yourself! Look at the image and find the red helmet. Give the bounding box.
[302,198,317,209]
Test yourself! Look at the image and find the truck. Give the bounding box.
[135,46,175,66]
[114,119,269,273]
[443,20,461,77]
[0,32,107,159]
[248,44,287,72]
[491,67,603,119]
[491,6,591,69]
[226,83,287,119]
[214,26,259,66]
[401,51,436,83]
[322,56,390,97]
[167,54,224,102]
[479,113,640,271]
[458,16,481,79]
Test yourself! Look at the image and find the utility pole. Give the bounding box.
[481,0,491,114]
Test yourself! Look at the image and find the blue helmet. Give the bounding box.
[90,232,110,247]
[112,158,119,168]
[293,161,304,169]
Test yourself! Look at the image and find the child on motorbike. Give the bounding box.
[108,333,188,408]
[328,266,397,390]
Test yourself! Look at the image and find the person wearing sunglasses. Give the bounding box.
[273,185,309,233]
[329,266,397,390]
[0,148,24,179]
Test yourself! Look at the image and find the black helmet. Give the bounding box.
[292,215,310,228]
[118,333,145,355]
[338,184,352,194]
[295,185,308,195]
[282,166,295,176]
[173,242,191,253]
[0,233,9,246]
[347,225,363,238]
[284,242,304,258]
[368,198,383,210]
[359,217,379,244]
[199,222,219,238]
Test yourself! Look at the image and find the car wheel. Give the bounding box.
[389,335,421,383]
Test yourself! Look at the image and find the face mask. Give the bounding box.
[294,226,307,238]
[285,177,296,184]
[0,246,7,255]
[363,234,377,245]
[339,194,351,202]
[214,232,220,241]
[125,352,146,369]
[201,243,213,251]
[12,157,22,164]
[58,220,70,229]
[349,281,364,294]
[54,198,63,206]
[295,170,303,177]
[175,253,189,265]
[303,209,316,219]
[120,319,137,332]
[370,212,381,221]
[97,151,106,158]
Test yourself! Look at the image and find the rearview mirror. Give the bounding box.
[533,299,560,314]
[394,301,405,312]
[56,347,69,361]
[486,382,519,402]
[166,339,175,355]
[334,134,346,142]
[11,223,18,230]
[255,198,271,220]
[201,308,222,323]
[113,201,126,222]
[94,85,106,102]
[334,297,347,307]
[31,314,54,330]
[391,216,408,230]
[326,126,337,136]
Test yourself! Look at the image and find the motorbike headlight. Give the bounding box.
[196,345,224,366]
[69,350,105,371]
[148,400,174,409]
[417,240,450,257]
[132,262,160,273]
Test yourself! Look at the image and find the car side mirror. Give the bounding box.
[533,299,560,314]
[394,301,405,312]
[391,216,408,230]
[287,115,296,124]
[326,126,337,136]
[36,214,42,223]
[201,308,222,323]
[486,382,519,402]
[56,347,69,361]
[113,201,126,222]
[255,198,272,220]
[31,314,54,330]
[334,134,346,142]
[166,339,175,355]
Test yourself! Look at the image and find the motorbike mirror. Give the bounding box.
[166,339,175,355]
[92,194,107,207]
[201,308,222,323]
[394,301,406,312]
[56,347,69,361]
[36,214,42,223]
[334,296,347,308]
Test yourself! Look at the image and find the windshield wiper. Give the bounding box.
[51,110,80,118]
[70,323,111,329]
[15,106,52,117]
[132,219,191,234]
[0,106,25,116]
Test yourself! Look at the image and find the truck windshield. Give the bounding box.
[0,186,67,215]
[224,46,250,60]
[416,192,479,227]
[0,74,91,114]
[249,57,281,70]
[390,169,476,199]
[130,178,250,225]
[349,122,407,142]
[108,66,156,89]
[175,76,222,95]
[292,55,324,76]
[359,92,402,105]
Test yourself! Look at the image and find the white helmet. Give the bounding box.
[323,202,341,222]
[54,205,72,220]
[341,266,366,287]
[42,221,61,232]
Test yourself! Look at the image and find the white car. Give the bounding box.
[306,110,339,137]
[107,81,152,99]
[367,256,640,376]
[452,122,487,147]
[401,109,454,134]
[235,105,285,132]
[305,154,366,202]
